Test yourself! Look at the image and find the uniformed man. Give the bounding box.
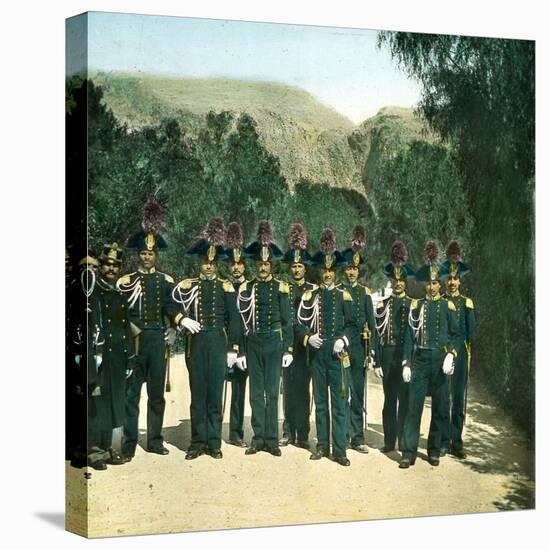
[374,240,416,453]
[238,221,293,457]
[341,225,379,454]
[94,242,139,465]
[173,218,241,460]
[117,199,179,460]
[439,240,476,459]
[399,240,458,469]
[297,228,354,466]
[224,221,249,448]
[280,222,315,449]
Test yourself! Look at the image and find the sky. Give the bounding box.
[67,11,422,124]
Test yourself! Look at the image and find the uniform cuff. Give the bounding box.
[303,335,309,347]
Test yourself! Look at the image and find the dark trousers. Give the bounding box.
[247,332,282,450]
[187,330,227,451]
[345,339,366,446]
[229,367,248,442]
[440,342,468,451]
[88,392,112,460]
[124,329,167,452]
[380,345,409,450]
[401,349,449,460]
[282,343,311,442]
[311,341,348,458]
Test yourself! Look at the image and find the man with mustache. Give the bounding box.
[238,221,293,457]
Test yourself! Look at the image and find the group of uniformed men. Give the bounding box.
[66,200,475,471]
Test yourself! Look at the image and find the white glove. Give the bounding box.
[227,351,238,369]
[95,354,103,370]
[75,355,81,367]
[374,367,383,379]
[180,317,201,334]
[402,365,411,383]
[367,356,376,370]
[282,353,293,368]
[308,333,323,349]
[235,356,248,371]
[442,353,455,375]
[333,339,345,354]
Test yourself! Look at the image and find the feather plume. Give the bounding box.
[351,225,367,252]
[257,220,273,245]
[288,222,308,250]
[142,198,165,234]
[320,227,337,255]
[425,240,440,263]
[446,240,462,263]
[226,222,243,249]
[203,217,226,245]
[391,240,408,265]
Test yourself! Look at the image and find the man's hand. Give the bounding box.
[180,317,201,334]
[332,339,345,354]
[235,356,247,371]
[282,353,293,368]
[125,369,134,380]
[374,367,383,379]
[402,365,411,383]
[75,355,81,367]
[442,353,455,375]
[95,354,103,371]
[308,333,323,349]
[227,351,238,369]
[164,327,177,346]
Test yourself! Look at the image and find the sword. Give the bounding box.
[464,341,472,423]
[165,345,171,392]
[222,371,229,419]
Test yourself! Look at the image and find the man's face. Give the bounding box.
[344,265,360,284]
[290,262,306,281]
[256,260,272,280]
[138,249,157,270]
[200,259,217,279]
[426,280,441,298]
[321,268,336,287]
[446,275,461,295]
[393,278,406,295]
[230,261,245,280]
[100,260,121,281]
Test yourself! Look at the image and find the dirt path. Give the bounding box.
[66,354,535,538]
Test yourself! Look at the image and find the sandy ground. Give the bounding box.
[66,354,535,538]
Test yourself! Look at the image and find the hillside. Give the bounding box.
[349,106,435,192]
[91,72,362,192]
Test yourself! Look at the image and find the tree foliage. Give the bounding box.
[378,32,535,434]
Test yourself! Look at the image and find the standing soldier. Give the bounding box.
[238,221,293,457]
[117,199,179,460]
[297,228,354,466]
[399,240,458,469]
[224,221,249,448]
[440,240,476,459]
[172,218,241,460]
[340,225,378,454]
[280,222,315,449]
[374,240,416,453]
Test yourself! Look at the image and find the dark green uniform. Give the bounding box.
[401,296,458,460]
[117,268,178,454]
[282,279,315,444]
[227,275,248,444]
[440,293,476,452]
[297,284,354,459]
[174,275,240,452]
[376,293,413,450]
[341,282,379,447]
[238,276,293,451]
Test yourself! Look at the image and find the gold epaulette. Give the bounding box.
[178,278,198,290]
[302,289,314,302]
[447,300,457,311]
[277,280,290,294]
[117,272,135,286]
[160,272,174,284]
[341,289,353,301]
[222,279,235,293]
[465,297,474,309]
[239,280,248,293]
[363,285,372,295]
[410,299,419,310]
